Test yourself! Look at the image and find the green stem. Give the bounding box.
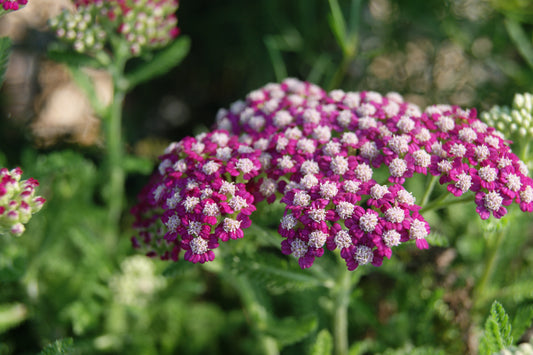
[419,193,475,214]
[420,175,439,208]
[473,229,505,309]
[105,88,126,231]
[333,257,353,355]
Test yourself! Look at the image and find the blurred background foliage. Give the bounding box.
[0,0,533,354]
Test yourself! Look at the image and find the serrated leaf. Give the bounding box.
[231,253,329,293]
[311,329,333,355]
[38,338,75,355]
[479,301,513,354]
[266,314,318,347]
[0,37,12,87]
[125,36,190,90]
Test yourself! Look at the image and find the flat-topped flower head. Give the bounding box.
[133,78,533,271]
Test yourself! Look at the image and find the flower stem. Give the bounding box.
[420,175,439,208]
[105,89,126,231]
[332,257,354,355]
[419,193,475,214]
[473,228,505,309]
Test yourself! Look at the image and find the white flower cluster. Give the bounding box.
[109,255,166,307]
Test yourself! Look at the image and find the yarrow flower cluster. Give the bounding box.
[0,167,45,237]
[49,0,180,55]
[132,78,533,271]
[0,0,27,15]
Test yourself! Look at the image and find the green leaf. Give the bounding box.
[479,301,513,355]
[47,46,104,69]
[328,0,348,54]
[231,253,330,293]
[0,37,12,87]
[38,338,75,355]
[125,36,190,90]
[311,329,333,355]
[265,314,318,347]
[505,19,533,71]
[0,303,27,333]
[512,305,533,341]
[68,66,108,117]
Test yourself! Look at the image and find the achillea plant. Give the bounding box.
[0,167,45,236]
[131,78,533,271]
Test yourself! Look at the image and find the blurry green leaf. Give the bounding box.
[328,0,348,54]
[47,46,103,68]
[264,36,288,82]
[122,155,154,175]
[479,301,513,355]
[162,260,195,277]
[38,338,75,355]
[505,19,533,71]
[349,338,375,355]
[231,253,329,293]
[0,37,12,87]
[125,36,190,90]
[68,66,108,117]
[0,303,27,333]
[311,329,333,355]
[512,305,533,340]
[266,314,317,347]
[379,344,445,355]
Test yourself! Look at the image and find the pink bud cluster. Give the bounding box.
[49,0,179,56]
[0,0,27,13]
[132,78,533,271]
[1,167,45,237]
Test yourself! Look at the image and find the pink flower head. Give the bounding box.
[132,78,533,271]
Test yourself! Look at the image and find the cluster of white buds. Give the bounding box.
[481,93,533,142]
[49,0,180,57]
[49,3,107,53]
[0,168,45,237]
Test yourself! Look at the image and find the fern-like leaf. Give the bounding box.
[479,301,513,354]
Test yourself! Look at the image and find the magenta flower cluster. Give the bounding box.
[1,167,45,237]
[131,79,533,271]
[0,0,27,12]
